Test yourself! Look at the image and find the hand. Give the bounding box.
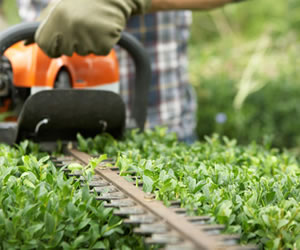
[35,0,151,58]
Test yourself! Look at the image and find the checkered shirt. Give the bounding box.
[17,1,197,141]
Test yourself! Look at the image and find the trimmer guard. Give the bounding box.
[8,90,125,143]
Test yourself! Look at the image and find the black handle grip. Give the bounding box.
[0,22,151,131]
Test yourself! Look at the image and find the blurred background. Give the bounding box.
[190,0,300,152]
[0,0,299,152]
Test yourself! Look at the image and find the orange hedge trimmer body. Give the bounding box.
[0,41,120,117]
[5,42,119,90]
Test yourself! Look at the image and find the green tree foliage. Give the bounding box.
[189,0,300,149]
[1,0,20,25]
[195,75,300,149]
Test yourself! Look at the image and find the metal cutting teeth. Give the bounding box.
[77,175,106,182]
[90,185,118,194]
[82,180,109,187]
[214,234,240,246]
[145,232,183,245]
[109,167,119,171]
[134,222,169,235]
[67,170,82,177]
[53,150,257,250]
[198,224,226,235]
[186,216,211,224]
[104,199,136,208]
[113,206,145,216]
[124,215,157,225]
[117,171,137,175]
[96,192,127,200]
[169,200,181,208]
[53,162,65,168]
[171,207,198,215]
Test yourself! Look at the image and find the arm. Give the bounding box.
[150,0,239,11]
[35,0,248,58]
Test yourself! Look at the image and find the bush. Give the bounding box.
[78,128,300,249]
[195,75,300,149]
[188,0,300,151]
[190,0,300,44]
[0,141,143,249]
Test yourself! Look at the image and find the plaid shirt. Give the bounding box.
[17,0,197,141]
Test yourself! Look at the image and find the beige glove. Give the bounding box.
[35,0,151,58]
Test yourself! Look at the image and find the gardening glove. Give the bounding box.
[35,0,151,58]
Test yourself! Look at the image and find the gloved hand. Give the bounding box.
[35,0,151,58]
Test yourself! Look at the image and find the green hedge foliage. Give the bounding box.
[0,141,144,249]
[77,128,300,249]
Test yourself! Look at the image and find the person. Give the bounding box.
[16,0,248,143]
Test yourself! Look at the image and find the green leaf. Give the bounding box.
[0,209,5,226]
[27,223,44,235]
[277,219,289,230]
[216,200,232,223]
[243,205,253,217]
[78,218,91,230]
[142,175,154,193]
[92,241,106,249]
[23,179,35,188]
[265,191,276,204]
[23,203,39,219]
[159,170,168,182]
[100,207,113,221]
[52,230,64,247]
[188,177,196,192]
[45,212,55,234]
[89,222,100,244]
[38,156,50,164]
[262,214,270,227]
[77,133,88,152]
[19,140,29,154]
[61,241,71,250]
[144,169,154,178]
[5,219,14,235]
[81,185,90,202]
[67,163,83,172]
[72,235,86,248]
[67,202,77,218]
[296,237,300,250]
